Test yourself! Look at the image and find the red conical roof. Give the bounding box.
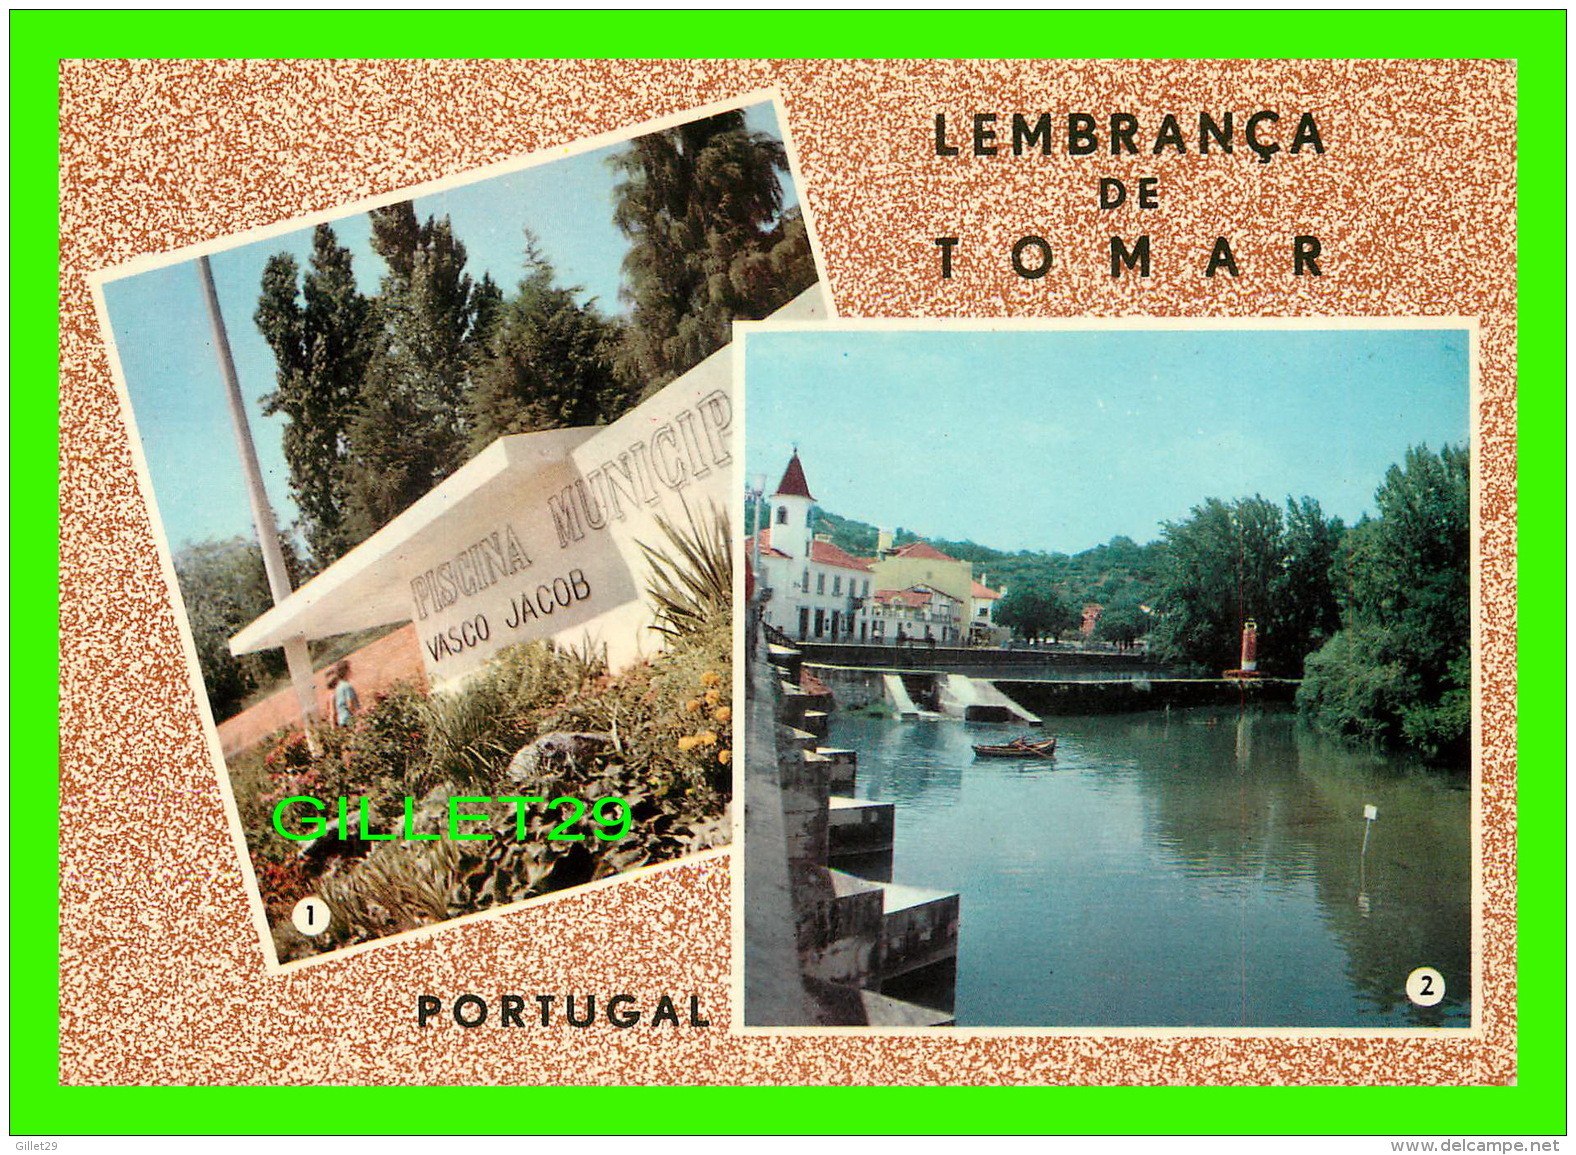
[772,451,815,500]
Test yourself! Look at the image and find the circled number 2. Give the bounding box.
[1406,966,1445,1007]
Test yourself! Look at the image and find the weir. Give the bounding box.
[938,673,1041,726]
[810,661,1299,719]
[882,673,940,721]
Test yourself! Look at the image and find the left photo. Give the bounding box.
[91,92,828,968]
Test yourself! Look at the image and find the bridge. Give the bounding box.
[781,638,1298,718]
[788,639,1167,679]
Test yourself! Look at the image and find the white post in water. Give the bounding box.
[197,255,320,726]
[1358,803,1378,911]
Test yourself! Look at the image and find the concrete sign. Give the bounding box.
[403,442,641,680]
[230,284,827,685]
[231,427,638,684]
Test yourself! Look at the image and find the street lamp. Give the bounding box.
[748,473,767,658]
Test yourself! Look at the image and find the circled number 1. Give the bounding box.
[292,895,331,937]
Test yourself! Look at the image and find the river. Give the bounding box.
[830,706,1473,1028]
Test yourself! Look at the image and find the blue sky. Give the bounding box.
[745,328,1470,555]
[102,101,788,553]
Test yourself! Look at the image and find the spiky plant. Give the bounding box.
[316,839,460,939]
[556,635,609,688]
[636,499,732,642]
[418,685,518,790]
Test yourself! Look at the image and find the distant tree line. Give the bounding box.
[188,112,816,721]
[174,536,301,720]
[811,508,1165,644]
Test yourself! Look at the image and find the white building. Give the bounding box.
[862,584,963,645]
[968,577,1004,640]
[747,452,872,642]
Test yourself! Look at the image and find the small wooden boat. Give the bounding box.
[972,735,1057,759]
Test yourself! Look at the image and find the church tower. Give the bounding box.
[769,450,815,560]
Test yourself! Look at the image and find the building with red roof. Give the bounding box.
[866,584,963,644]
[749,453,872,642]
[887,540,959,563]
[867,535,1007,644]
[749,450,1009,645]
[772,450,815,501]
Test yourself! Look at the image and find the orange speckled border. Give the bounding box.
[60,58,1515,1086]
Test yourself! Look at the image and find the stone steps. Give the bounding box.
[758,637,960,1022]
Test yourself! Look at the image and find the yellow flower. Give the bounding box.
[677,735,699,752]
[718,749,731,765]
[700,672,721,688]
[704,690,720,706]
[714,706,732,724]
[685,699,702,713]
[699,730,718,747]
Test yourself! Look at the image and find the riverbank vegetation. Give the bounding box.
[1296,444,1471,763]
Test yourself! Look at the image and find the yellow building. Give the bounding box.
[867,537,1006,645]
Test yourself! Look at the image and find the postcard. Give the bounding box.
[47,49,1536,1108]
[733,319,1477,1034]
[90,91,830,969]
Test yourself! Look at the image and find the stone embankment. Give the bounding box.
[743,634,960,1027]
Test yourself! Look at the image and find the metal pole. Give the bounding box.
[197,255,320,725]
[750,477,765,654]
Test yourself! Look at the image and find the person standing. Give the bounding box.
[326,660,360,727]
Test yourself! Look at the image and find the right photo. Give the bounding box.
[736,322,1476,1031]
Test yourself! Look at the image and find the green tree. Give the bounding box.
[1152,496,1287,673]
[342,203,479,540]
[1272,495,1345,672]
[997,583,1081,643]
[1298,444,1470,761]
[611,113,818,395]
[464,232,629,453]
[174,537,295,721]
[254,225,373,568]
[1094,598,1149,651]
[468,271,505,363]
[1045,594,1084,643]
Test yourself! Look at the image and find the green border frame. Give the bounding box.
[13,10,1565,1137]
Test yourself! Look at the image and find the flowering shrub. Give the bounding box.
[232,620,731,961]
[252,853,311,922]
[262,730,312,773]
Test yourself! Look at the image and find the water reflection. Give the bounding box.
[830,706,1472,1028]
